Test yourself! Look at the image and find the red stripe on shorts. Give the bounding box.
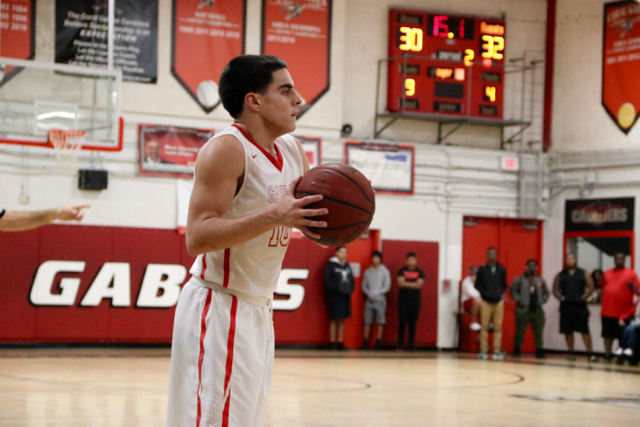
[196,288,212,427]
[222,295,238,427]
[223,248,230,287]
[200,255,207,280]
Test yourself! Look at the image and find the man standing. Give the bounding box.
[0,203,89,231]
[510,259,550,359]
[361,251,391,350]
[552,253,596,361]
[324,246,355,350]
[167,55,327,427]
[461,266,482,331]
[601,252,640,362]
[397,252,425,351]
[475,247,508,360]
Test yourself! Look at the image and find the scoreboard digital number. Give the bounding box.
[387,9,506,119]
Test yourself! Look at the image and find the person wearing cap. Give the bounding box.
[461,266,482,331]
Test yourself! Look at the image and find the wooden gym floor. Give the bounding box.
[0,349,639,426]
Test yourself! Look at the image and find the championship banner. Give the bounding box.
[262,0,331,117]
[345,141,415,195]
[172,0,246,113]
[139,124,213,177]
[55,0,158,83]
[565,197,635,232]
[0,0,35,87]
[294,135,321,168]
[603,1,640,134]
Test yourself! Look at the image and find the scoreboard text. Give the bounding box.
[387,9,506,118]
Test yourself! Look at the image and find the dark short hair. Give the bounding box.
[526,259,538,266]
[565,252,576,258]
[406,252,416,258]
[371,251,382,260]
[218,55,287,118]
[615,252,627,257]
[336,246,346,252]
[487,247,497,253]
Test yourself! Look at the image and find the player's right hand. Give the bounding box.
[275,177,328,239]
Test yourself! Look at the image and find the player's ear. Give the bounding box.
[245,93,261,113]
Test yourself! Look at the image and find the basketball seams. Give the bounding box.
[294,190,373,215]
[311,166,375,204]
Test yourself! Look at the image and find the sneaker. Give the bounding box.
[535,349,545,359]
[613,348,623,356]
[567,354,577,361]
[588,355,599,363]
[512,349,521,358]
[478,351,489,360]
[336,342,348,351]
[373,340,382,350]
[359,341,369,351]
[469,322,481,331]
[492,351,506,361]
[329,342,337,350]
[622,348,634,357]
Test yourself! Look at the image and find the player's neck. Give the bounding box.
[233,120,279,156]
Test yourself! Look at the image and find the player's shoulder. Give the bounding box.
[196,133,244,176]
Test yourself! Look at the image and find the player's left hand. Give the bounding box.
[56,205,91,222]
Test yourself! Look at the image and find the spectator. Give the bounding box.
[324,246,355,350]
[475,247,508,360]
[510,259,550,359]
[552,253,596,361]
[461,265,482,331]
[601,253,640,362]
[0,203,89,231]
[360,251,391,350]
[397,252,425,351]
[588,269,605,304]
[616,309,640,365]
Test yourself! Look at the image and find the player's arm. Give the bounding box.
[0,205,89,232]
[397,273,409,288]
[552,274,563,301]
[294,137,311,174]
[186,136,327,256]
[582,271,595,300]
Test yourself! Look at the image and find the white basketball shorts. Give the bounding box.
[166,278,274,427]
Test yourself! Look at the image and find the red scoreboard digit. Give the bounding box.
[387,9,506,119]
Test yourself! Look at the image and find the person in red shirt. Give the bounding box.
[601,253,640,362]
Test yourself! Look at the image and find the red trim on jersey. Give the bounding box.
[222,296,238,427]
[196,288,213,427]
[232,124,283,171]
[200,255,208,280]
[223,248,230,288]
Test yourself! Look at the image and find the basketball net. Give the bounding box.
[48,129,85,175]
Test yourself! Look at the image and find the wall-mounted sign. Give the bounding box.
[345,141,415,194]
[139,124,213,177]
[0,0,36,86]
[565,197,635,232]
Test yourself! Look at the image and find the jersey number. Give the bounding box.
[269,226,291,247]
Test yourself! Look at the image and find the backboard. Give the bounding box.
[0,57,123,151]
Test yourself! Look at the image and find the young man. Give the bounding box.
[510,259,550,359]
[166,55,328,427]
[552,253,596,361]
[474,247,508,360]
[601,253,640,362]
[397,252,425,351]
[0,203,88,231]
[324,246,355,350]
[461,265,482,331]
[360,251,391,350]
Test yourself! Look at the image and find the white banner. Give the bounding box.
[345,142,414,194]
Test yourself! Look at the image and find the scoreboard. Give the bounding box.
[387,9,506,119]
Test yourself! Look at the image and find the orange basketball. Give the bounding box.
[294,163,375,246]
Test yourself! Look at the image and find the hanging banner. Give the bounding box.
[139,124,213,178]
[172,0,246,113]
[565,197,635,232]
[0,0,35,87]
[262,0,331,117]
[294,135,322,168]
[602,1,640,134]
[345,141,415,195]
[55,0,158,83]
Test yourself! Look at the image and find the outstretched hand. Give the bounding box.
[275,177,327,239]
[56,205,91,222]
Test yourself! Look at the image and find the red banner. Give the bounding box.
[172,0,246,113]
[262,0,331,117]
[139,124,214,178]
[603,1,640,134]
[0,0,35,86]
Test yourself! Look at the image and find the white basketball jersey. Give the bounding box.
[189,124,304,300]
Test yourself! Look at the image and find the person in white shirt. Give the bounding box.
[461,265,482,331]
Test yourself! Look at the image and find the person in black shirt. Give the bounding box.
[510,259,550,359]
[474,247,508,360]
[397,252,425,351]
[553,253,595,361]
[324,246,355,350]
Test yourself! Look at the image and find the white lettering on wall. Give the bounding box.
[80,262,131,307]
[273,269,308,311]
[30,261,85,306]
[137,264,186,307]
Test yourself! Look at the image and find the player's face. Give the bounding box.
[259,68,302,134]
[565,254,577,269]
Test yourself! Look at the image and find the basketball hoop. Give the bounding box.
[48,129,85,175]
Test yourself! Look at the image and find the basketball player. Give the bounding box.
[166,55,327,427]
[0,203,89,231]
